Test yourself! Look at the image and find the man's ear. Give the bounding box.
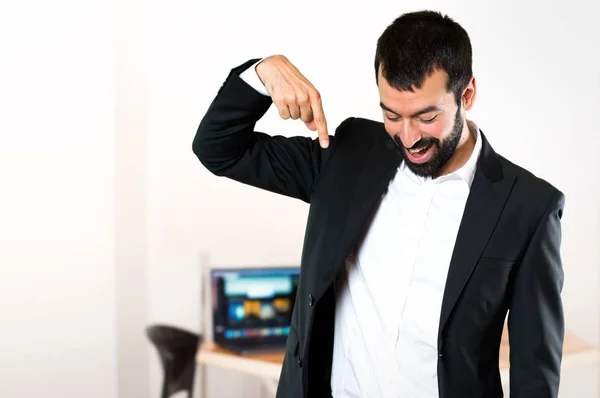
[462,76,476,111]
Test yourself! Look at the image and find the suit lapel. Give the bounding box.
[438,132,515,333]
[330,134,402,280]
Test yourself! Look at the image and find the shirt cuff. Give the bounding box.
[239,58,270,97]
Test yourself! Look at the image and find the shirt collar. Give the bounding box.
[399,120,482,187]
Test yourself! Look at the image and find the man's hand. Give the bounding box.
[256,55,329,148]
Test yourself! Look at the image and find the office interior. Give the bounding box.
[1,0,598,397]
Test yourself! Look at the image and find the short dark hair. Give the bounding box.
[374,10,473,104]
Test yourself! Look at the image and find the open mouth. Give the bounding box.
[405,143,434,164]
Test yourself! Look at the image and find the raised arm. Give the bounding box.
[507,191,566,398]
[193,56,346,203]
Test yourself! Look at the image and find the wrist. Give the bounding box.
[255,54,285,86]
[255,57,274,86]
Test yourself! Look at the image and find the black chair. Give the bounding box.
[147,324,202,398]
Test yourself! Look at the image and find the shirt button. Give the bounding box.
[308,294,314,306]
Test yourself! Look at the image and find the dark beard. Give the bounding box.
[395,108,463,178]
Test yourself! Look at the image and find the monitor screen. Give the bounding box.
[210,267,300,344]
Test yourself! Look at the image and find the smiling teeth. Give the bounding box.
[409,146,428,153]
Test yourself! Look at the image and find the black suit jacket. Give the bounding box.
[193,59,566,398]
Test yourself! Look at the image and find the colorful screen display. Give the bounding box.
[210,267,300,343]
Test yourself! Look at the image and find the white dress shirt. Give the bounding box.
[239,60,483,398]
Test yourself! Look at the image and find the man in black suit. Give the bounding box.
[193,10,565,398]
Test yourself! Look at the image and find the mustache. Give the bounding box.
[393,135,439,150]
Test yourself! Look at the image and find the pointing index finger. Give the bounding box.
[311,96,329,148]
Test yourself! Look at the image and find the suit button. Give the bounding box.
[308,295,314,306]
[297,358,303,367]
[438,353,443,357]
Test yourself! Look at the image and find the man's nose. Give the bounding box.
[397,122,421,149]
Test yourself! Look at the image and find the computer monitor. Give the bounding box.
[209,266,300,352]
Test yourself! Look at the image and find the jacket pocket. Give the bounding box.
[478,256,515,268]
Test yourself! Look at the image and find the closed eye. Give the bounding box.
[385,113,439,123]
[420,115,438,124]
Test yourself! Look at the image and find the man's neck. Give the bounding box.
[434,120,477,178]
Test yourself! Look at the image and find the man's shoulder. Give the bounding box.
[497,153,564,208]
[333,116,387,143]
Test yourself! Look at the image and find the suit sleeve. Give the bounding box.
[192,58,350,203]
[508,190,566,398]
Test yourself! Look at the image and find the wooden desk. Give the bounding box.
[196,329,598,397]
[196,342,283,397]
[197,341,284,380]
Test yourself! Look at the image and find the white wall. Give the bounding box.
[0,1,117,397]
[145,0,599,397]
[0,0,152,397]
[114,0,150,395]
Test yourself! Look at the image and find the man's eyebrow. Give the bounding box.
[379,102,441,117]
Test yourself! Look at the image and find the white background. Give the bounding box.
[0,0,598,397]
